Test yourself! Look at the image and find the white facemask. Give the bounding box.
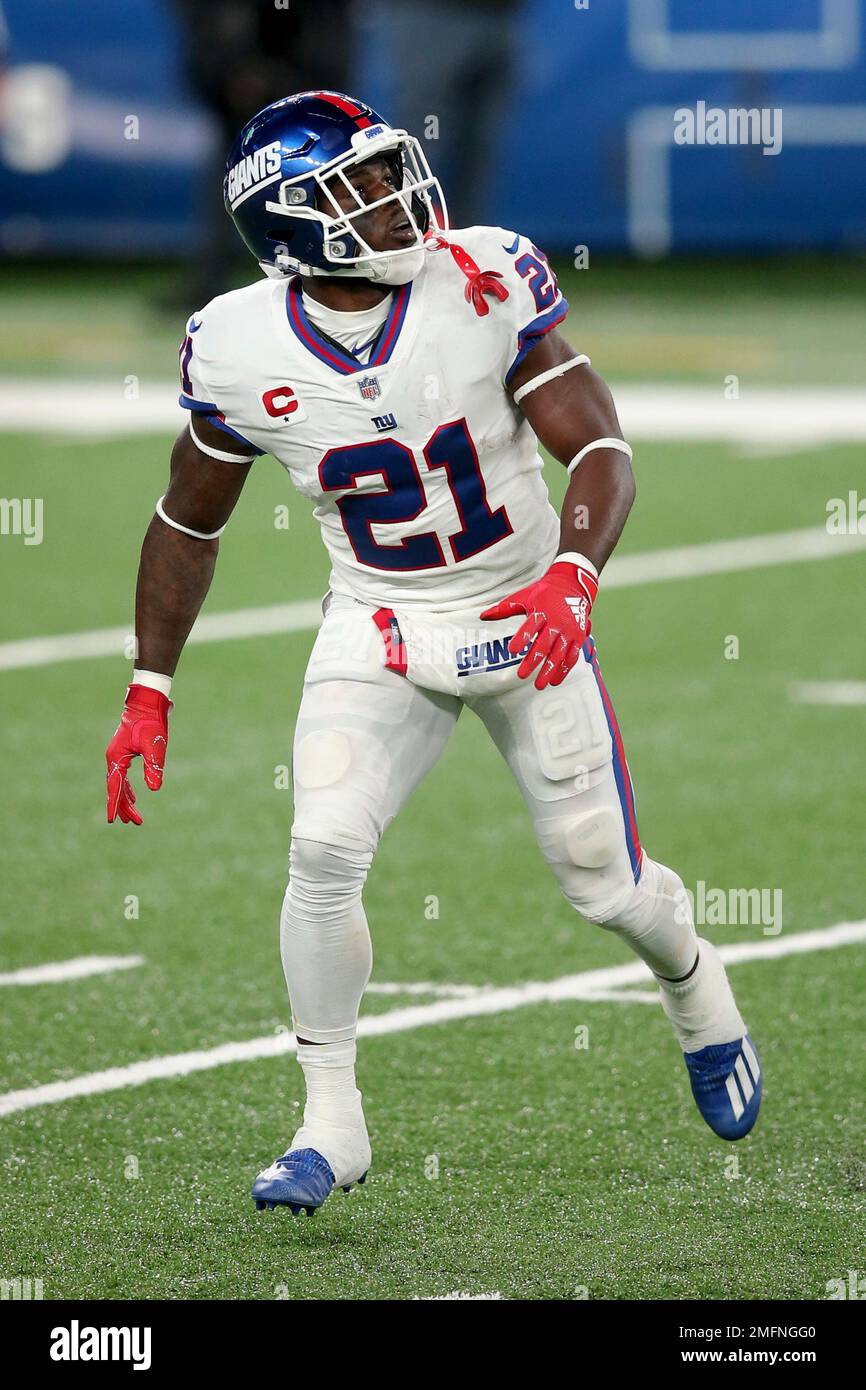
[262,241,428,286]
[263,126,447,286]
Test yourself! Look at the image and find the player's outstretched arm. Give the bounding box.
[105,418,253,824]
[480,331,635,690]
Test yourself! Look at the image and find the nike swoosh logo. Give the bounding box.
[502,234,520,254]
[188,317,202,333]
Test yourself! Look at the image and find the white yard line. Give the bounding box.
[790,680,866,706]
[698,920,866,964]
[2,525,863,674]
[1,921,864,1118]
[365,981,487,998]
[0,955,144,987]
[2,380,865,446]
[604,525,866,587]
[414,1291,505,1300]
[570,987,660,1005]
[615,385,866,447]
[0,600,324,673]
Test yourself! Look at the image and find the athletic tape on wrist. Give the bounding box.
[554,551,599,579]
[132,669,173,698]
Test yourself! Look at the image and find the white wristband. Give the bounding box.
[554,551,598,579]
[156,495,226,540]
[132,669,173,697]
[512,354,591,405]
[189,417,256,464]
[567,438,633,476]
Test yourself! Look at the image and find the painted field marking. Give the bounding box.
[2,525,864,674]
[0,601,324,673]
[0,955,144,987]
[365,981,487,998]
[2,380,865,446]
[1,920,863,1118]
[414,1291,505,1300]
[790,681,866,706]
[570,987,660,1005]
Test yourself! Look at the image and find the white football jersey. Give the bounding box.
[179,226,570,613]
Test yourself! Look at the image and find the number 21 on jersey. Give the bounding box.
[319,417,513,571]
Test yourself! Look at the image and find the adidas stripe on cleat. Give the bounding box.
[683,1033,762,1141]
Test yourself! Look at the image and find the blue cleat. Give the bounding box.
[684,1034,762,1140]
[251,1147,367,1216]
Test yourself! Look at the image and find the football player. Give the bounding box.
[105,91,762,1215]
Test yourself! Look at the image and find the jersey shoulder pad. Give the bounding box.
[181,278,275,378]
[177,279,276,455]
[430,225,568,385]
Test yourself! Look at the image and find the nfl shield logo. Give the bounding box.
[358,374,381,402]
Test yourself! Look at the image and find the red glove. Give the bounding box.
[480,557,599,691]
[106,684,171,825]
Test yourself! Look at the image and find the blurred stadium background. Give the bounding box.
[4,0,866,255]
[0,1,864,1301]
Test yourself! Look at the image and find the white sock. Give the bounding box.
[291,1039,370,1185]
[601,861,747,1051]
[658,938,746,1052]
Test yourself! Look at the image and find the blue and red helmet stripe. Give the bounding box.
[311,91,374,129]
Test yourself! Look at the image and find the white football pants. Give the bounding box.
[280,595,706,1044]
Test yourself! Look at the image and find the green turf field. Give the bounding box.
[0,260,864,1301]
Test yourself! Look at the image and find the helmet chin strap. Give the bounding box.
[361,245,426,285]
[264,243,427,286]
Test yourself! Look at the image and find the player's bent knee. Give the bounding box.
[600,857,691,934]
[570,881,638,926]
[288,831,374,901]
[535,801,658,923]
[536,805,622,872]
[538,807,639,924]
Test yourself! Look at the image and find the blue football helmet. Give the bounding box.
[224,90,448,285]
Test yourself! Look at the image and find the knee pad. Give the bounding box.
[536,806,637,923]
[563,807,622,870]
